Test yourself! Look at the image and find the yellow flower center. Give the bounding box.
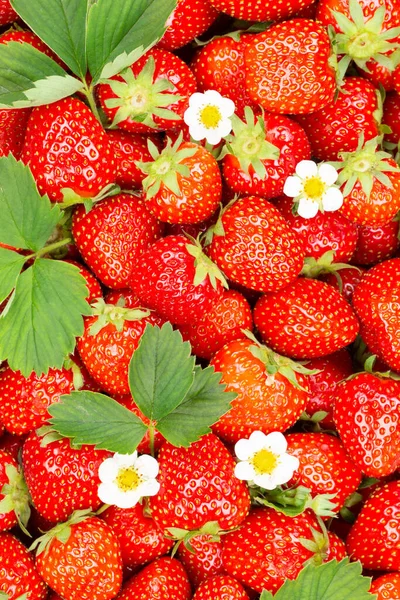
[115,467,142,492]
[303,176,325,200]
[199,105,222,129]
[250,448,278,475]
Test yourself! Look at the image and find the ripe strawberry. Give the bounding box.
[129,234,226,325]
[192,574,250,600]
[157,0,219,50]
[206,195,305,293]
[209,338,311,444]
[72,192,164,289]
[0,108,31,159]
[208,0,315,21]
[346,479,400,571]
[96,47,197,133]
[285,432,362,513]
[0,0,17,24]
[244,19,336,114]
[0,448,30,532]
[383,91,400,144]
[0,532,48,600]
[20,97,117,203]
[149,433,250,533]
[332,371,400,477]
[351,219,400,265]
[64,259,103,303]
[369,573,400,598]
[115,556,191,600]
[22,431,111,523]
[221,109,311,198]
[176,531,226,587]
[33,512,122,600]
[253,277,359,359]
[320,264,367,304]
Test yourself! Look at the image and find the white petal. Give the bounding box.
[317,163,339,186]
[297,197,319,219]
[112,489,142,509]
[186,122,207,141]
[248,430,270,451]
[322,187,344,212]
[270,455,300,485]
[203,89,224,103]
[263,431,288,455]
[204,129,224,145]
[188,92,207,109]
[98,458,119,483]
[135,454,159,479]
[283,175,303,197]
[234,438,253,461]
[219,97,235,116]
[98,481,119,505]
[234,461,256,481]
[113,452,138,467]
[295,160,318,179]
[253,472,278,490]
[183,106,199,126]
[139,478,160,497]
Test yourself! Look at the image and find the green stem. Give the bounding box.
[80,81,103,125]
[148,425,155,458]
[26,237,72,261]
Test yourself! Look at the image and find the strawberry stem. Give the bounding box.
[26,237,72,260]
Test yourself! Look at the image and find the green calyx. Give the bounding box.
[330,134,400,199]
[29,508,93,556]
[89,297,151,336]
[166,520,223,556]
[103,56,183,129]
[300,517,331,567]
[0,463,31,536]
[185,235,228,290]
[251,484,337,518]
[221,106,280,179]
[137,133,198,199]
[331,0,400,80]
[59,182,121,211]
[301,250,361,293]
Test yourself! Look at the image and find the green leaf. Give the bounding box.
[262,559,376,600]
[48,391,148,454]
[0,41,84,108]
[0,155,61,251]
[86,0,177,83]
[0,259,90,376]
[157,365,235,447]
[0,248,26,304]
[11,0,88,79]
[128,322,195,422]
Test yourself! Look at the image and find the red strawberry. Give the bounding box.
[320,264,367,304]
[209,338,311,444]
[351,219,400,265]
[65,259,103,303]
[244,19,336,114]
[208,0,315,21]
[33,512,122,600]
[149,433,250,533]
[0,532,47,600]
[129,234,226,325]
[0,108,31,159]
[192,574,250,600]
[115,556,191,600]
[332,371,400,478]
[22,431,111,523]
[206,195,305,293]
[96,47,197,133]
[176,531,226,587]
[346,479,400,571]
[0,448,30,532]
[20,97,117,203]
[369,573,400,598]
[383,91,400,144]
[0,0,17,24]
[72,192,164,289]
[253,277,359,359]
[157,0,219,50]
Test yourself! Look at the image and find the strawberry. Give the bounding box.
[64,259,103,303]
[243,19,336,114]
[383,91,400,144]
[176,531,226,587]
[0,0,17,24]
[351,219,400,265]
[20,97,117,203]
[22,431,111,523]
[209,338,311,444]
[332,371,400,478]
[33,512,122,600]
[157,0,219,50]
[206,195,305,293]
[253,277,359,359]
[369,573,400,598]
[115,556,191,600]
[208,0,316,21]
[320,264,367,304]
[0,531,48,600]
[0,108,31,159]
[96,47,197,133]
[149,433,250,533]
[0,448,30,532]
[192,574,250,600]
[129,234,226,325]
[346,479,400,571]
[72,192,164,289]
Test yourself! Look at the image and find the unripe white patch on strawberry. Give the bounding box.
[98,451,160,509]
[283,160,343,219]
[234,431,299,490]
[184,90,235,144]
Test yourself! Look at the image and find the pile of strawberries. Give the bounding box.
[1,0,400,598]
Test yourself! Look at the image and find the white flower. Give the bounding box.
[234,431,299,490]
[98,451,160,509]
[283,160,343,219]
[183,90,235,145]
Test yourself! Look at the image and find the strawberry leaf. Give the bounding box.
[0,248,26,304]
[86,0,177,83]
[11,0,88,79]
[128,322,195,422]
[0,259,90,376]
[48,391,148,453]
[260,559,376,599]
[0,41,84,108]
[157,364,234,447]
[0,155,61,252]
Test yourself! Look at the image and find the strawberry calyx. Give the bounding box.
[63,356,84,390]
[59,182,121,211]
[88,297,151,336]
[0,462,31,536]
[220,106,280,178]
[251,484,337,518]
[300,516,330,567]
[36,424,68,447]
[339,490,363,523]
[185,234,228,290]
[301,250,361,293]
[165,520,224,556]
[29,508,93,556]
[103,56,183,129]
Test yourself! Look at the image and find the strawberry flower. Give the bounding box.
[234,431,299,490]
[183,90,235,144]
[283,160,344,219]
[98,451,160,509]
